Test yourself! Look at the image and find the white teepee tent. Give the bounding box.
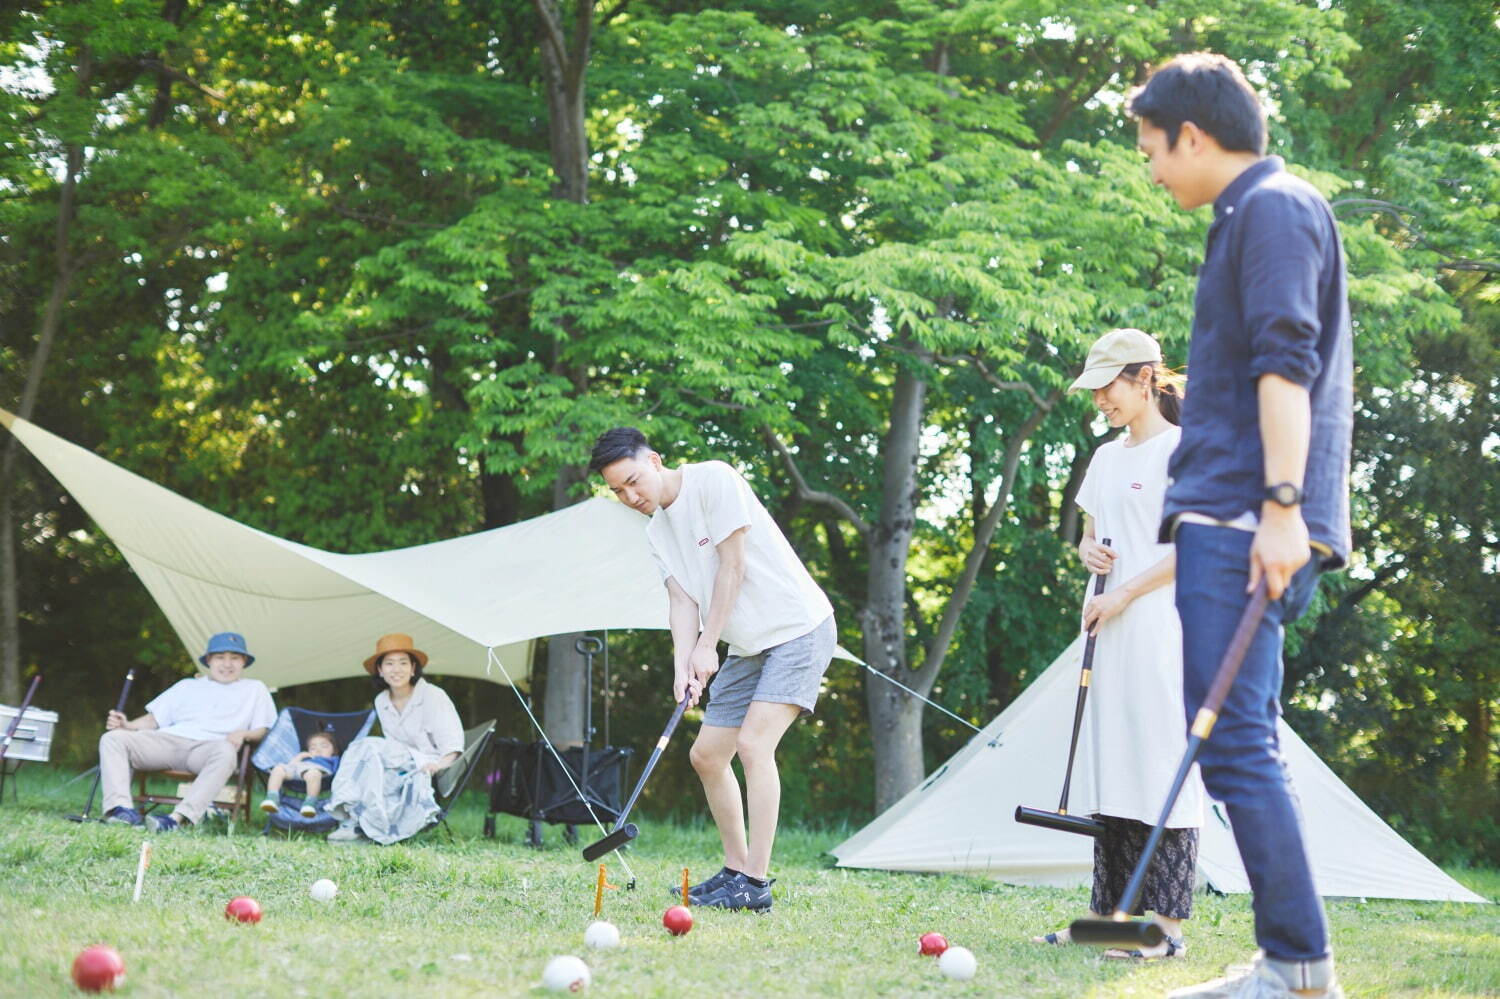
[831,636,1487,903]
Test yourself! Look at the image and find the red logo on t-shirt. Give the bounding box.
[1130,482,1143,490]
[698,537,710,547]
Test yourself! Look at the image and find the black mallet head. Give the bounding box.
[581,822,638,862]
[1067,916,1165,948]
[1014,805,1105,838]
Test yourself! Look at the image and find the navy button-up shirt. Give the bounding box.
[1161,157,1353,569]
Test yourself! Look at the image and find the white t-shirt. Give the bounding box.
[646,461,833,657]
[1073,425,1203,828]
[145,675,278,743]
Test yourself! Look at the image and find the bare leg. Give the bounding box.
[303,769,323,797]
[267,765,286,793]
[689,725,748,871]
[734,701,801,880]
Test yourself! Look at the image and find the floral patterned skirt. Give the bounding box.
[1089,814,1198,919]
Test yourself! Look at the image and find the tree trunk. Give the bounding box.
[861,357,928,812]
[532,0,597,750]
[1458,695,1493,784]
[543,467,591,748]
[534,0,592,204]
[1,138,84,704]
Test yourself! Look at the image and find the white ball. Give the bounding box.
[583,920,621,949]
[309,878,338,902]
[938,945,977,981]
[542,955,591,993]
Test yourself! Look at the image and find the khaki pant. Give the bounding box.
[100,730,238,824]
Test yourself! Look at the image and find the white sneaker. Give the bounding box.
[327,821,363,843]
[1169,956,1343,999]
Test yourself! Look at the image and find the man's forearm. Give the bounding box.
[668,589,701,673]
[696,559,745,653]
[1258,373,1311,495]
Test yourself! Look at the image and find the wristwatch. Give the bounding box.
[1264,481,1303,508]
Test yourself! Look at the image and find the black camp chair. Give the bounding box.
[252,707,376,834]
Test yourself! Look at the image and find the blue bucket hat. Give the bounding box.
[199,632,255,668]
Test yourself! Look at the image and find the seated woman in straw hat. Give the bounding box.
[327,633,464,844]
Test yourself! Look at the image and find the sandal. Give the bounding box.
[1105,934,1186,960]
[1032,929,1074,945]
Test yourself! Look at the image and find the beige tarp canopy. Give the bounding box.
[1,409,669,689]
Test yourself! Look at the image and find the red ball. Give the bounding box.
[918,932,949,957]
[224,896,263,924]
[71,945,126,993]
[662,905,694,936]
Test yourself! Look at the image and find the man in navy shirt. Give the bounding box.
[1130,53,1352,999]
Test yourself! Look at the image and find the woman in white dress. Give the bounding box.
[1034,328,1201,959]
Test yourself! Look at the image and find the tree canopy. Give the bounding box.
[2,0,1494,861]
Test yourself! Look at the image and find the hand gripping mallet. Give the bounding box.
[66,669,136,823]
[1015,541,1113,838]
[1069,581,1270,948]
[582,692,691,862]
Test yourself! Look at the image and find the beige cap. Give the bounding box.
[1069,328,1163,391]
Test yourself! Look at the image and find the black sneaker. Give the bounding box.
[697,872,773,912]
[671,866,739,903]
[103,806,144,826]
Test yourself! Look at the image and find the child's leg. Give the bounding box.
[260,764,287,813]
[303,769,323,797]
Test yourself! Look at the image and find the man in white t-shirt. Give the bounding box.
[589,427,836,912]
[98,631,277,833]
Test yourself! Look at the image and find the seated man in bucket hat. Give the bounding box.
[98,632,278,832]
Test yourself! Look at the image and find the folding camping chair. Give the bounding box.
[425,719,497,839]
[253,707,376,834]
[134,740,258,824]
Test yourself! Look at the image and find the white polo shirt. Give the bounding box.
[646,461,833,657]
[145,675,277,743]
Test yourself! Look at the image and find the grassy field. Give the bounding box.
[0,766,1495,998]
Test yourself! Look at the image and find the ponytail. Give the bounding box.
[1120,361,1185,426]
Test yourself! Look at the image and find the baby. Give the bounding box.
[259,729,341,818]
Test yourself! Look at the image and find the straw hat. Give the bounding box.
[1069,328,1163,391]
[363,633,430,674]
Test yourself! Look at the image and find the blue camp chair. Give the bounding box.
[252,707,375,833]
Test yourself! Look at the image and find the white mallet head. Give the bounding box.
[938,945,978,981]
[309,879,338,902]
[583,921,621,949]
[542,955,591,992]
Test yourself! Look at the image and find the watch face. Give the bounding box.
[1268,483,1300,506]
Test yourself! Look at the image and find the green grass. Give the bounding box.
[1,767,1495,997]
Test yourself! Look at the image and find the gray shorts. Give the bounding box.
[702,616,836,728]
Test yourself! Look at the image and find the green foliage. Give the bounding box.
[0,1,1494,856]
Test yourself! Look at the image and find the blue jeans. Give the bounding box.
[1175,523,1329,962]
